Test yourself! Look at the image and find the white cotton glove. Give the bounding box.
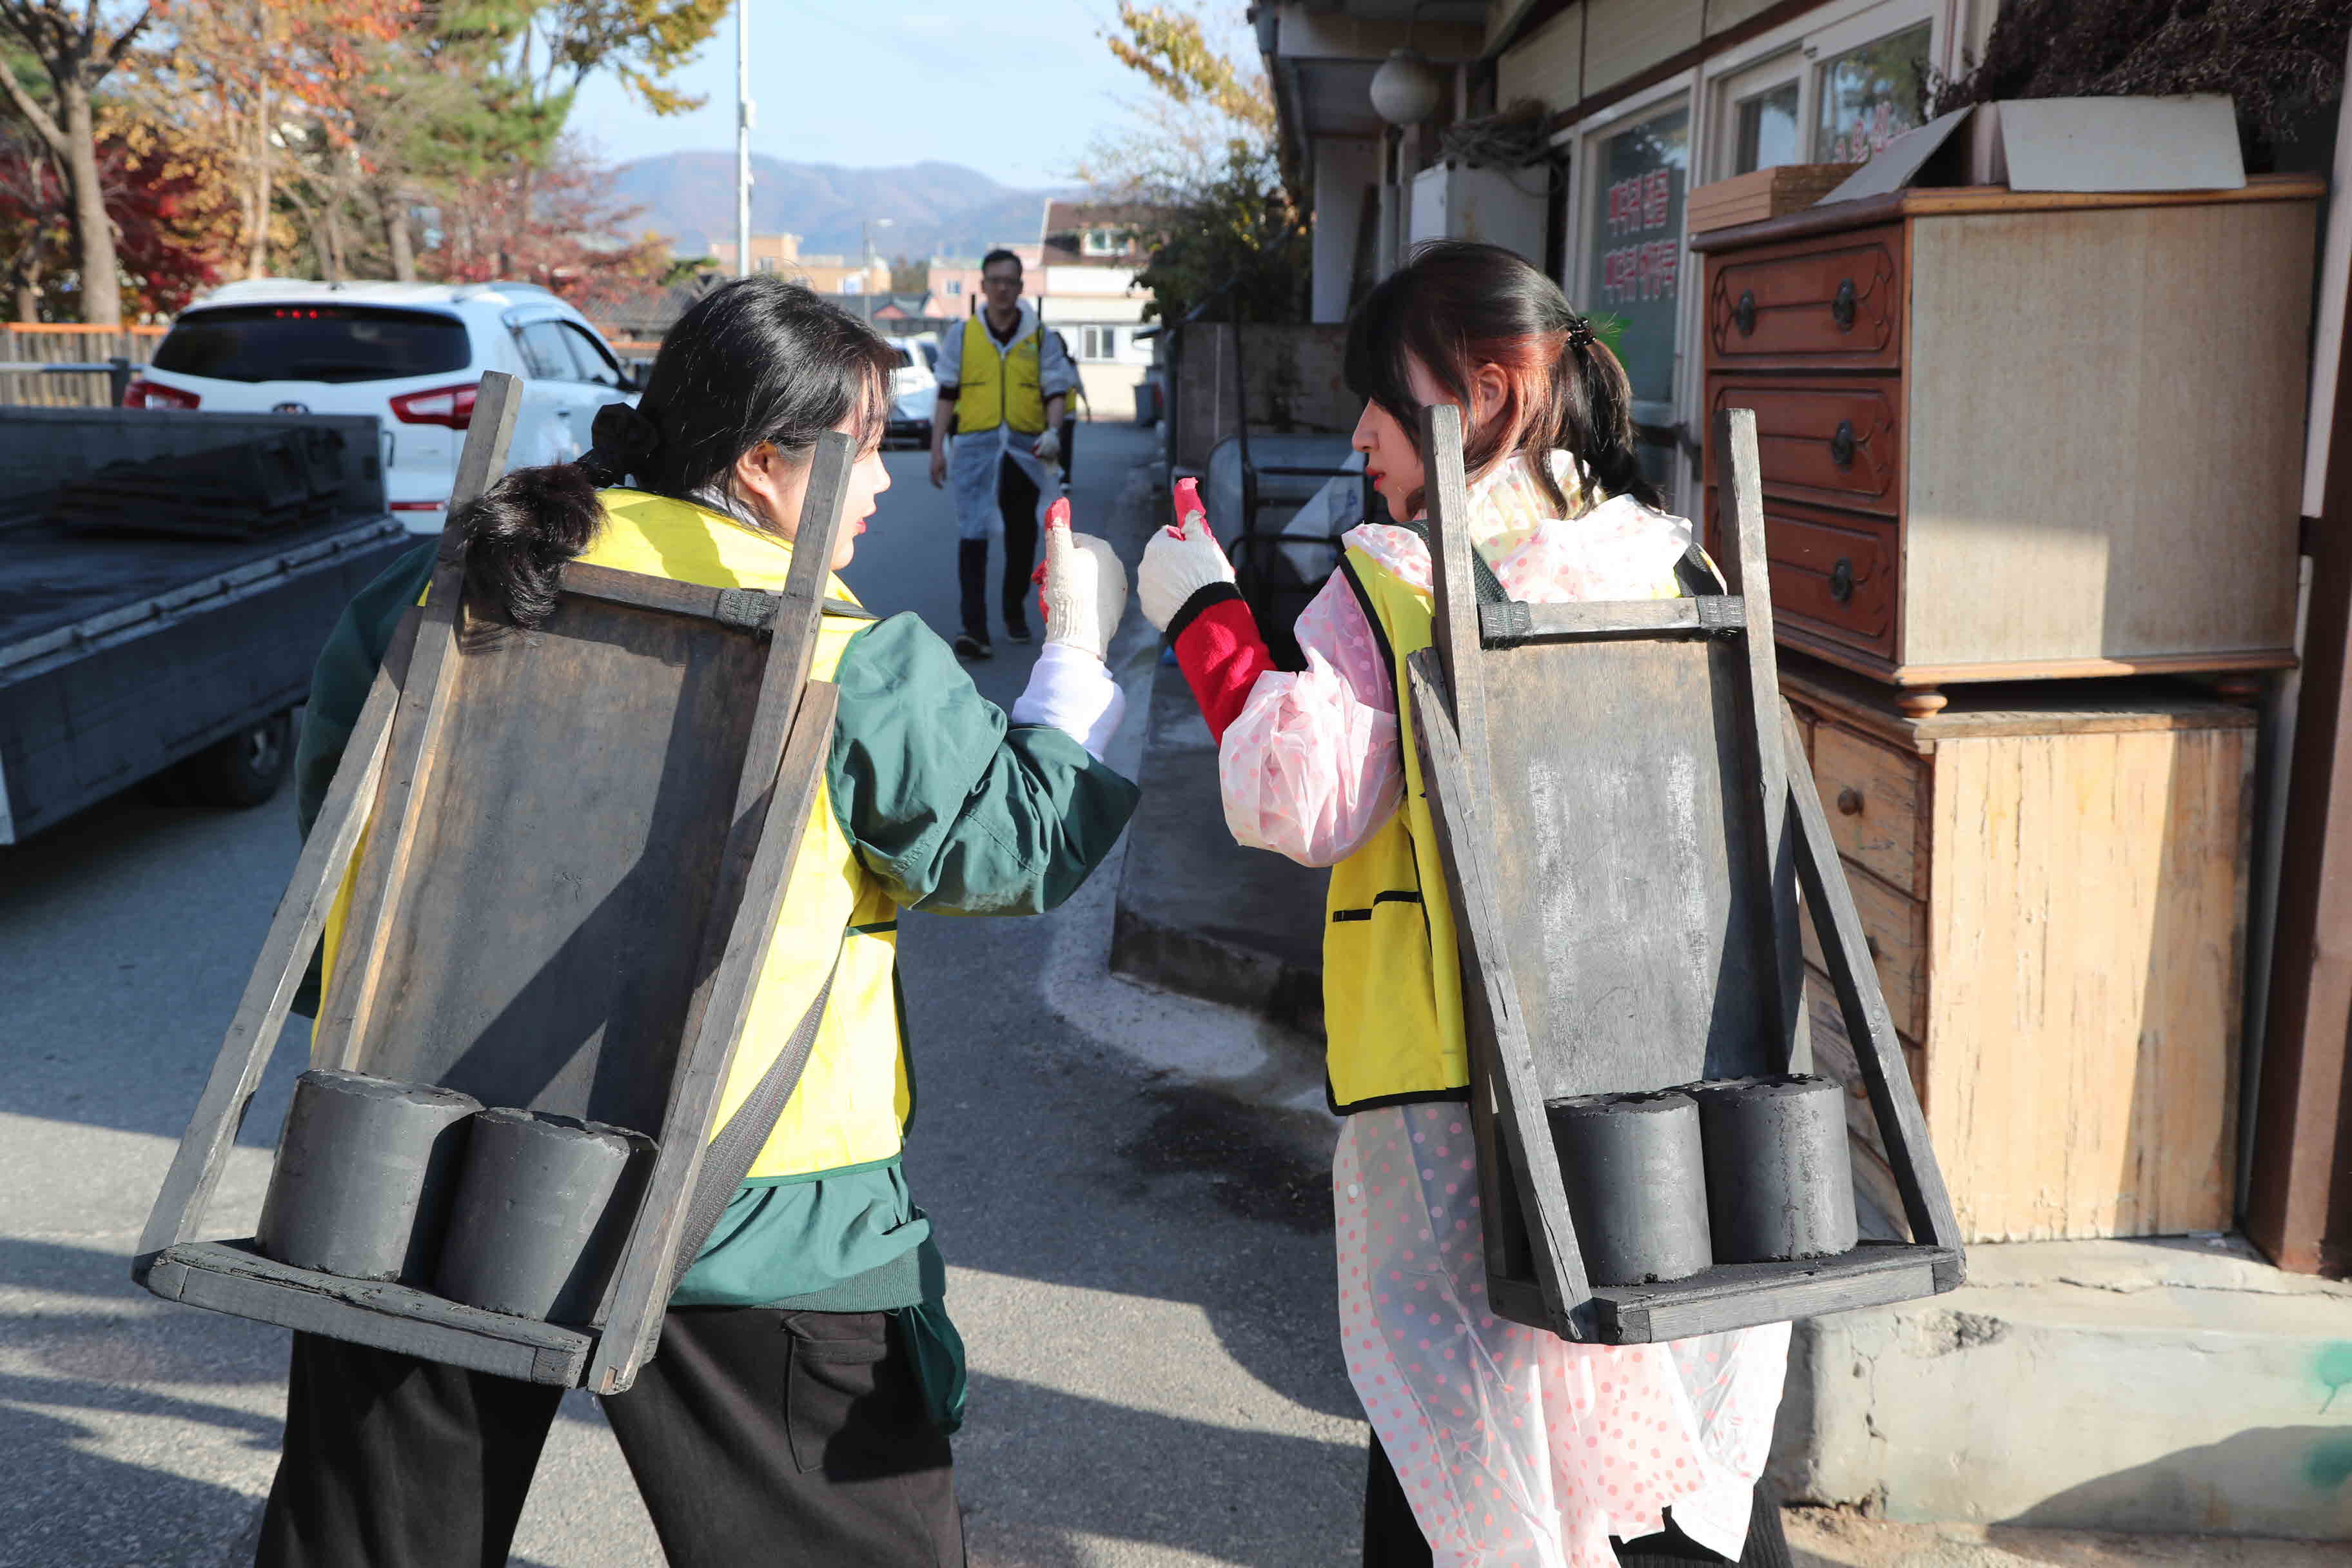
[1036,496,1127,662]
[1137,476,1237,631]
[1031,426,1062,464]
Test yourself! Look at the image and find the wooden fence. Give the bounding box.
[1,323,164,407]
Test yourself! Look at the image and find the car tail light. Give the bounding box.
[389,382,477,429]
[122,377,199,410]
[389,500,446,512]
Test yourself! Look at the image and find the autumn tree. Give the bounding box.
[0,0,155,324]
[1084,3,1307,323]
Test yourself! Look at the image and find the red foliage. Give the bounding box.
[0,129,221,319]
[420,139,669,319]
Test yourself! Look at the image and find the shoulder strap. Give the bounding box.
[670,938,845,1289]
[1391,516,1507,607]
[1674,544,1726,598]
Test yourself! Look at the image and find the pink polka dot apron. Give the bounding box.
[1335,1102,1788,1566]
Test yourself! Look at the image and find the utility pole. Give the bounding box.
[735,0,753,277]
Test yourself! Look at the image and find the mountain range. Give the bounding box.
[611,153,1072,260]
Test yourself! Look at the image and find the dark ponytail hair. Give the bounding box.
[456,275,897,632]
[1341,239,1660,516]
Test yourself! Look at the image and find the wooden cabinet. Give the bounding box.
[1785,659,2255,1243]
[1694,179,2320,713]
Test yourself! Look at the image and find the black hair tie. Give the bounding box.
[1565,316,1597,352]
[590,400,663,466]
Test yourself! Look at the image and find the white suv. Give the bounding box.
[127,280,639,534]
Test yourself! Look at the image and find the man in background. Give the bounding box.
[929,248,1075,660]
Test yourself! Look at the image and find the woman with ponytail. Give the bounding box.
[1135,242,1790,1568]
[265,276,1137,1568]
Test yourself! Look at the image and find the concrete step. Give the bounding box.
[1772,1235,2352,1542]
[1786,1507,2349,1565]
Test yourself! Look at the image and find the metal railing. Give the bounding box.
[0,357,135,407]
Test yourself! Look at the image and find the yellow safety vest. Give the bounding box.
[1324,527,1701,1111]
[1320,548,1471,1112]
[954,313,1046,435]
[321,489,910,1181]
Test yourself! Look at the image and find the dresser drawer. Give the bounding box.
[1807,721,1927,897]
[1705,226,1904,369]
[1707,378,1903,514]
[1707,491,1897,662]
[1801,857,1926,1039]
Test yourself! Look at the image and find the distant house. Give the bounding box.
[1035,202,1157,422]
[705,232,892,297]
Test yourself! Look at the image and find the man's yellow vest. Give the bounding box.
[1320,548,1471,1111]
[954,314,1046,435]
[320,489,910,1181]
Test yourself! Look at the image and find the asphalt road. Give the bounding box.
[0,422,1368,1567]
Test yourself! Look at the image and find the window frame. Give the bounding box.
[1563,74,1697,509]
[556,320,626,389]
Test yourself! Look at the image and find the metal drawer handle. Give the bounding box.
[1832,279,1857,331]
[1829,558,1855,603]
[1836,787,1865,816]
[1829,419,1857,469]
[1734,289,1756,336]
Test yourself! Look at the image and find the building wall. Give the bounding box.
[1498,5,1584,112]
[1311,137,1382,323]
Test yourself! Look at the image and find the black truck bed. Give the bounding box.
[1,409,415,841]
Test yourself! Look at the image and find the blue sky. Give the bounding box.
[568,1,1256,189]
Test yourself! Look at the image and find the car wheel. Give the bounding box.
[178,711,295,808]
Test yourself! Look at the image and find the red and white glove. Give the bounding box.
[1137,476,1238,631]
[1146,477,1273,743]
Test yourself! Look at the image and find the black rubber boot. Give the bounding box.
[957,539,992,658]
[1614,1486,1792,1567]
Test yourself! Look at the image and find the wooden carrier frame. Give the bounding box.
[1408,405,1964,1344]
[133,373,859,1393]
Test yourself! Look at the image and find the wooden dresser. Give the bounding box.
[1785,658,2253,1243]
[1693,177,2320,715]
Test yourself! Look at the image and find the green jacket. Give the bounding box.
[295,541,1138,1311]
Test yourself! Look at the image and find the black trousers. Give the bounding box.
[255,1309,963,1568]
[959,456,1044,638]
[1363,1435,1790,1567]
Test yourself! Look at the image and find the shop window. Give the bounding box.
[1585,103,1688,496]
[1734,81,1801,174]
[1816,21,1930,164]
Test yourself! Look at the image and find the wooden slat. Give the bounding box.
[1799,859,1927,1039]
[1422,404,1484,761]
[1720,408,1804,1072]
[588,432,857,1393]
[558,561,774,627]
[1409,649,1595,1339]
[133,611,418,1268]
[1596,1244,1961,1342]
[147,1241,589,1384]
[1784,703,1963,1251]
[311,372,523,1068]
[1479,596,1747,644]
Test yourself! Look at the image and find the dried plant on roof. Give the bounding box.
[1930,0,2350,144]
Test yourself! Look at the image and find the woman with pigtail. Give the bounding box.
[1136,242,1793,1568]
[261,275,1137,1568]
